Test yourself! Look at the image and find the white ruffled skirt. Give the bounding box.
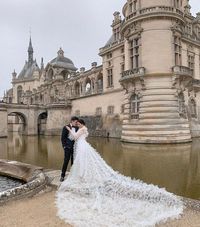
[55,138,183,227]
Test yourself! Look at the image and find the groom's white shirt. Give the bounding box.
[68,124,76,141]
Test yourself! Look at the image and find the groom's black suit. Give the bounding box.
[61,124,78,178]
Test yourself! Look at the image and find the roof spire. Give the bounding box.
[28,32,33,64]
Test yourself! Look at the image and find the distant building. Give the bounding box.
[3,0,200,143]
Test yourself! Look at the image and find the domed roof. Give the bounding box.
[49,48,77,71]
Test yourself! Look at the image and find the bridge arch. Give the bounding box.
[37,112,48,135]
[7,111,27,134]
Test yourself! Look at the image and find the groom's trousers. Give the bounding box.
[61,147,74,178]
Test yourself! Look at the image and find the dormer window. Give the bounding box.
[129,1,137,13]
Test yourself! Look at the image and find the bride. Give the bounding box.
[55,119,184,227]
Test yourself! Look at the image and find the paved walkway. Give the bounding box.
[0,170,199,227]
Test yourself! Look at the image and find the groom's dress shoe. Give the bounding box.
[60,177,64,182]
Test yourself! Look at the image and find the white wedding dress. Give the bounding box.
[55,126,183,227]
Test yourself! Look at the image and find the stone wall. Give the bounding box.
[81,115,122,138]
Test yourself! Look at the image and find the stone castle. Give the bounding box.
[2,0,200,144]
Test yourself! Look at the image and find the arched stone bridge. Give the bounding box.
[0,103,71,137]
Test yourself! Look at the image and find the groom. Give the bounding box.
[60,116,79,182]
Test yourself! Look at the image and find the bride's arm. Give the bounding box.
[66,127,86,140]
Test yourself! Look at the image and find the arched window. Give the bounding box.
[189,99,197,118]
[61,70,68,80]
[75,81,80,96]
[85,78,91,94]
[17,85,23,104]
[130,94,139,119]
[97,74,103,92]
[48,68,54,80]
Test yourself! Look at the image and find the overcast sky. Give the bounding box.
[0,0,200,98]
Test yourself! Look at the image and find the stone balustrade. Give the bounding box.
[172,66,193,77]
[120,67,145,81]
[125,6,184,21]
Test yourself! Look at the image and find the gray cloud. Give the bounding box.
[0,0,199,97]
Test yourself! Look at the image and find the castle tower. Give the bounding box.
[119,0,193,143]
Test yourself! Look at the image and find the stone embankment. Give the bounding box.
[0,159,48,204]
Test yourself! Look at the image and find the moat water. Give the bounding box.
[0,133,199,200]
[0,176,23,192]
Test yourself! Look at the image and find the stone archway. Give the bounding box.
[97,73,103,93]
[85,78,91,94]
[37,112,48,135]
[74,81,80,97]
[47,68,54,80]
[7,112,27,134]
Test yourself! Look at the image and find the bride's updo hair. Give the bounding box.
[78,119,85,125]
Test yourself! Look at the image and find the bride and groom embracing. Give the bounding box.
[56,116,184,227]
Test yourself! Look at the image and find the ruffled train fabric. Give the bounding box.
[55,128,183,227]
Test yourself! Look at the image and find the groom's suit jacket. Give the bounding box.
[61,124,78,150]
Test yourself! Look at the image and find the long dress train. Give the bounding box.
[55,126,183,227]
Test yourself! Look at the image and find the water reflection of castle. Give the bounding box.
[2,0,200,144]
[0,134,199,199]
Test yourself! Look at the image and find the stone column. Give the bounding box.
[45,104,72,135]
[0,104,8,137]
[26,107,39,136]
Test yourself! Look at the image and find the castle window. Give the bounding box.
[121,104,125,114]
[85,78,92,94]
[40,94,43,102]
[107,106,114,115]
[97,74,103,92]
[107,69,113,87]
[114,27,120,41]
[121,63,125,73]
[107,53,112,59]
[130,94,139,119]
[174,0,182,8]
[48,68,54,80]
[130,37,140,69]
[186,23,192,35]
[96,107,102,116]
[188,52,195,75]
[17,85,23,104]
[189,99,197,118]
[75,81,80,96]
[129,0,137,13]
[178,92,186,118]
[174,36,182,65]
